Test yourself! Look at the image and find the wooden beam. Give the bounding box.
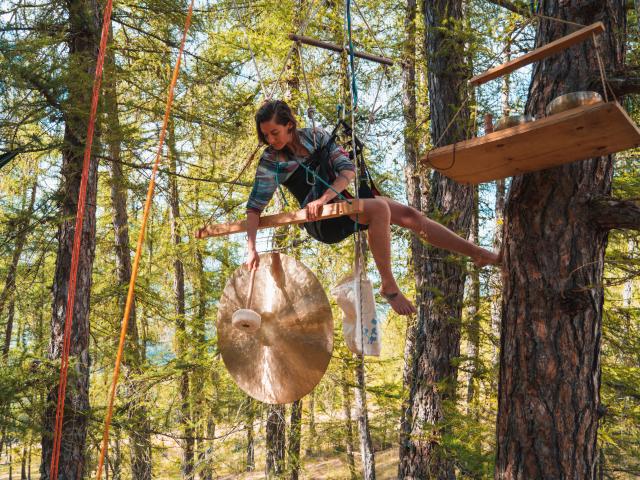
[289,34,393,66]
[469,22,605,86]
[195,200,365,239]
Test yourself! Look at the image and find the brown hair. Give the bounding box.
[255,100,298,145]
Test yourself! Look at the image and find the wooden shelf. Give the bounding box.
[422,102,640,185]
[196,200,364,239]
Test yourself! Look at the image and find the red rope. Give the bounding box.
[49,0,114,478]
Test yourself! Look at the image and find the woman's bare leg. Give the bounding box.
[349,198,416,315]
[381,197,500,266]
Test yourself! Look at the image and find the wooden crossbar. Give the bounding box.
[469,22,605,86]
[289,34,393,66]
[196,200,365,238]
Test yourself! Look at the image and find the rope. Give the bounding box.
[297,42,317,149]
[343,0,367,361]
[231,0,269,98]
[95,1,194,477]
[592,33,610,103]
[351,0,384,57]
[49,0,114,477]
[345,0,358,109]
[534,13,586,28]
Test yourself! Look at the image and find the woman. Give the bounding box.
[246,100,499,315]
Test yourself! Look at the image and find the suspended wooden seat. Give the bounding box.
[425,21,640,184]
[196,200,364,238]
[423,101,640,185]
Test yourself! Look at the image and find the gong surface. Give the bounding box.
[217,253,333,404]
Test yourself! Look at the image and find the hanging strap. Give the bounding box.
[95,2,195,478]
[345,0,358,109]
[49,0,115,478]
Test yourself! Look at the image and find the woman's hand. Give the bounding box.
[305,198,328,221]
[246,248,260,270]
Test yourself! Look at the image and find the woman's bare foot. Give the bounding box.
[380,289,416,316]
[473,248,501,268]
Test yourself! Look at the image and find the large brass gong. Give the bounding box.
[217,253,334,404]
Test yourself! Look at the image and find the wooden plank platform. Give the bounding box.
[469,22,605,86]
[196,200,365,239]
[422,102,640,185]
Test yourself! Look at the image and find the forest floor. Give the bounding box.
[215,447,399,480]
[0,447,399,479]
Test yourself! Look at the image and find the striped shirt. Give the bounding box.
[246,127,355,213]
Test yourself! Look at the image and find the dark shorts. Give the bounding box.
[303,215,369,244]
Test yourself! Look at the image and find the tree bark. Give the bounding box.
[167,121,194,478]
[246,398,255,472]
[398,0,420,469]
[40,0,100,477]
[341,362,358,480]
[266,405,286,477]
[353,355,376,480]
[288,400,302,480]
[399,0,473,478]
[496,2,626,478]
[465,188,480,411]
[305,390,316,456]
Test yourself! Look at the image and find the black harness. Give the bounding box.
[280,122,380,242]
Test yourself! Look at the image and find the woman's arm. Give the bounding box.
[306,170,356,220]
[246,210,261,269]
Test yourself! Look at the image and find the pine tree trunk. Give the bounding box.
[104,29,152,480]
[167,122,194,478]
[465,188,480,411]
[1,179,36,359]
[266,405,286,477]
[398,0,420,466]
[288,400,302,480]
[399,0,472,477]
[341,362,357,480]
[305,390,316,456]
[193,208,213,480]
[246,398,255,472]
[496,2,625,478]
[40,0,100,476]
[354,355,376,480]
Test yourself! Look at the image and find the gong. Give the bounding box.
[217,252,334,404]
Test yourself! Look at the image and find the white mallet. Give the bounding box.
[231,267,261,332]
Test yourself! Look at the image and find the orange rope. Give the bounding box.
[95,1,194,477]
[49,0,114,478]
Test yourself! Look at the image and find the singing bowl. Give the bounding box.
[493,114,535,131]
[217,252,333,404]
[545,91,603,116]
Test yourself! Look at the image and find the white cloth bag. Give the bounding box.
[331,273,381,356]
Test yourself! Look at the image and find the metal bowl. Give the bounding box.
[493,114,535,131]
[545,91,603,116]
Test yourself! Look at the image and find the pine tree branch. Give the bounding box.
[484,0,531,16]
[589,194,640,231]
[607,76,640,96]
